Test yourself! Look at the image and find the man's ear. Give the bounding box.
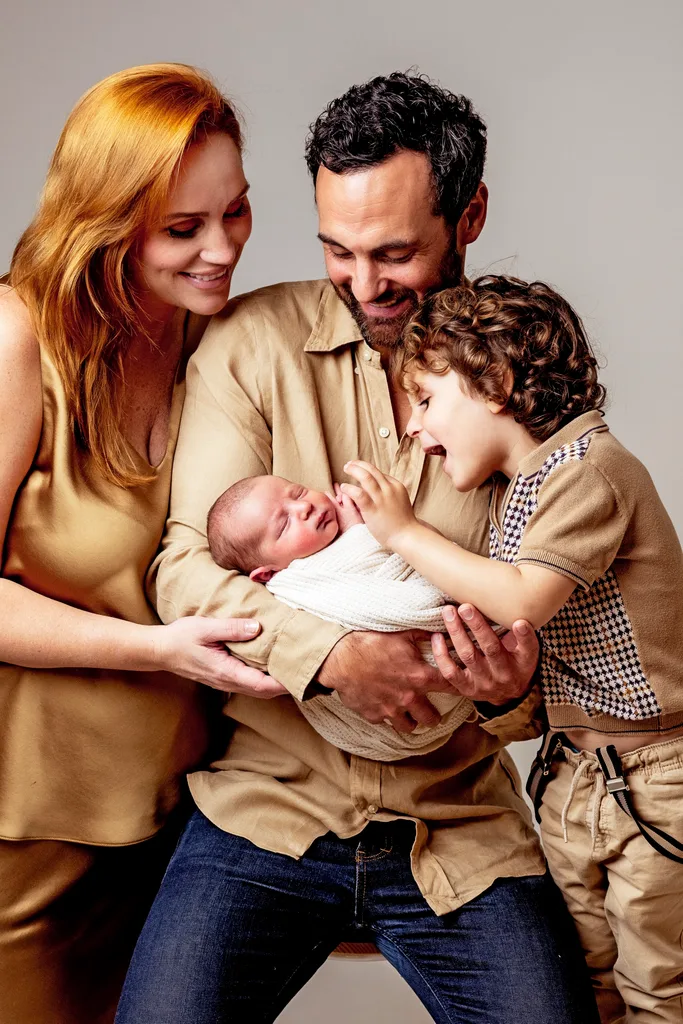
[249,566,277,584]
[455,181,488,249]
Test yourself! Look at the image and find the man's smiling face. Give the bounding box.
[316,149,480,352]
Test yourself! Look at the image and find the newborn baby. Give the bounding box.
[207,475,473,760]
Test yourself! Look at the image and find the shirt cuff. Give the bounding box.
[267,612,351,701]
[476,683,544,740]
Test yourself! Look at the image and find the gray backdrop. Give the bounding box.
[2,1,682,1020]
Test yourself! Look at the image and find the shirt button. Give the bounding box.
[364,351,372,361]
[367,804,378,815]
[378,427,390,438]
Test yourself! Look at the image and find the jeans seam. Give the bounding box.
[361,843,394,862]
[268,936,331,1019]
[373,928,452,1022]
[355,851,366,927]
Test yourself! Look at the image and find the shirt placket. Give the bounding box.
[349,342,426,819]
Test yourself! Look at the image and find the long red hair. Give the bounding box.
[10,63,242,487]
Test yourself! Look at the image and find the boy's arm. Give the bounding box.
[344,459,624,630]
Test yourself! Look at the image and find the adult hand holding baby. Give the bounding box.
[433,605,539,708]
[153,616,287,697]
[317,628,456,732]
[342,460,539,710]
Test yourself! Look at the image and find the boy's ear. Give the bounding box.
[249,566,277,584]
[486,368,513,414]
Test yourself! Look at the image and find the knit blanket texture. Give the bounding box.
[267,524,474,760]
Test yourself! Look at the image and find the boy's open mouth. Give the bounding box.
[424,444,447,458]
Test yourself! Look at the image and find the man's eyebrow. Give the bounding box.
[317,233,416,256]
[164,183,250,223]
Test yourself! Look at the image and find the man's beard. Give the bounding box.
[332,246,463,351]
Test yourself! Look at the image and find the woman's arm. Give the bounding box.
[0,289,283,696]
[343,460,576,629]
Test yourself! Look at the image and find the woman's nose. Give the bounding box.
[200,225,237,266]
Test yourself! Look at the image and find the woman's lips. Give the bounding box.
[180,267,231,290]
[424,444,447,457]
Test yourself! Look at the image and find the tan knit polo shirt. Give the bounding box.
[490,411,683,736]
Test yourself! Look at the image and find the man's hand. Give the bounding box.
[317,630,457,732]
[341,461,418,549]
[431,604,539,706]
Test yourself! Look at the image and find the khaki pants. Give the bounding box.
[540,736,683,1024]
[0,826,177,1024]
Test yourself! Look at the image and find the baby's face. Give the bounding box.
[244,476,339,572]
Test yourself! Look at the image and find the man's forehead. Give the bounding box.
[316,150,437,241]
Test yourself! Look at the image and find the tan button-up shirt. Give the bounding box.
[150,280,545,914]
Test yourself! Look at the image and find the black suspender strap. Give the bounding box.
[595,744,683,864]
[526,731,563,823]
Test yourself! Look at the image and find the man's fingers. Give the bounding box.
[441,606,478,666]
[403,696,441,728]
[458,605,507,664]
[385,711,416,734]
[430,634,475,697]
[507,620,540,667]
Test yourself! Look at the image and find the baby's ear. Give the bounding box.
[249,566,277,584]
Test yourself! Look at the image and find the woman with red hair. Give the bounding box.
[0,63,282,1022]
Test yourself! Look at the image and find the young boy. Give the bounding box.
[206,474,480,761]
[342,275,683,1023]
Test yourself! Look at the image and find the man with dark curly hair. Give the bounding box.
[120,74,599,1023]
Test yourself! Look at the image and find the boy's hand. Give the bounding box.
[341,461,418,549]
[327,484,363,534]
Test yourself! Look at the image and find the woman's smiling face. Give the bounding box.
[136,132,252,321]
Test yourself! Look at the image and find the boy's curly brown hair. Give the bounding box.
[396,276,606,442]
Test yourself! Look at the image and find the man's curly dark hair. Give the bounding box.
[305,71,487,232]
[397,276,607,442]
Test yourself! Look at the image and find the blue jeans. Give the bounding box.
[116,810,598,1024]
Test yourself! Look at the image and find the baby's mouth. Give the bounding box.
[315,509,333,529]
[424,444,447,457]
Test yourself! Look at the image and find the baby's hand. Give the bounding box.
[327,484,364,534]
[341,461,418,550]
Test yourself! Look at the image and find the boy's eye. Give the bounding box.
[419,397,430,408]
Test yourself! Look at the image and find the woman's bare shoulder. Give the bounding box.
[0,286,41,377]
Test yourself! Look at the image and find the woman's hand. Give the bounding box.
[153,617,287,697]
[341,460,418,549]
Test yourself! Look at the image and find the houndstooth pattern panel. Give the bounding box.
[490,431,661,720]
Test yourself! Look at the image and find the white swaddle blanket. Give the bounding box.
[266,524,475,760]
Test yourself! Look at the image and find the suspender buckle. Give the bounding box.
[605,776,629,795]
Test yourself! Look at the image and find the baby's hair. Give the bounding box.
[207,476,263,574]
[395,275,606,441]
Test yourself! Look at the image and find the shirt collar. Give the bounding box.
[517,409,608,479]
[304,282,363,353]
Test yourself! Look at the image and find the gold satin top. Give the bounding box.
[0,316,209,845]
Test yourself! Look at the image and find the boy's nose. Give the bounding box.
[406,411,421,438]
